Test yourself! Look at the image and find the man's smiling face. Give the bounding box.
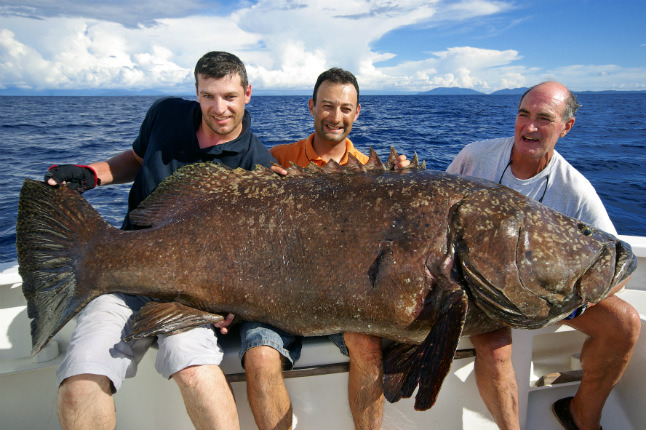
[309,80,360,148]
[513,82,575,163]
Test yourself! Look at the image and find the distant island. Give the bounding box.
[417,87,486,95]
[417,87,646,96]
[1,86,644,96]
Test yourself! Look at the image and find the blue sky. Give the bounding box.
[0,0,644,94]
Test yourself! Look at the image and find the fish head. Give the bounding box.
[453,187,637,328]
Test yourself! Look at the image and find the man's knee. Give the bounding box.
[570,298,641,348]
[244,345,284,376]
[471,328,513,365]
[172,365,206,388]
[600,301,641,348]
[58,374,112,407]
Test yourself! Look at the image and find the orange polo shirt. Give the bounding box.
[270,133,369,168]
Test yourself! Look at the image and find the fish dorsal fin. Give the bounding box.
[125,301,225,341]
[365,148,386,170]
[383,287,468,411]
[320,158,344,173]
[129,149,426,228]
[385,147,400,170]
[383,147,423,171]
[411,153,420,168]
[344,152,366,171]
[129,162,271,228]
[285,162,307,175]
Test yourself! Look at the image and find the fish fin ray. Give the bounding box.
[383,288,468,411]
[383,341,422,402]
[129,162,237,228]
[16,179,111,355]
[414,289,468,410]
[385,147,400,170]
[126,302,225,341]
[364,148,385,170]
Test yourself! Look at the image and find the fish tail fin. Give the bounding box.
[383,289,468,411]
[16,179,111,355]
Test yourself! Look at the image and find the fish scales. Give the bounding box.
[16,150,637,411]
[130,164,462,341]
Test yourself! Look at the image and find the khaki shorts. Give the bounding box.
[56,293,223,392]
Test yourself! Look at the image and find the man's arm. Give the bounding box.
[46,149,143,189]
[88,149,143,186]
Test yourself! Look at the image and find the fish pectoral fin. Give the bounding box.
[382,341,422,403]
[383,289,468,411]
[125,302,225,341]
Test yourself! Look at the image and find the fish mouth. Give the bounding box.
[613,239,638,286]
[577,238,638,304]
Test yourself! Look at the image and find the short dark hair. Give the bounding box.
[312,67,360,104]
[519,82,581,121]
[194,51,248,89]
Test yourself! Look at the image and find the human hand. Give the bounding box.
[214,313,235,335]
[393,154,410,170]
[44,164,100,193]
[270,164,288,176]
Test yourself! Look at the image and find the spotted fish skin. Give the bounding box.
[16,149,636,410]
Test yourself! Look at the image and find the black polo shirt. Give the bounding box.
[123,97,275,229]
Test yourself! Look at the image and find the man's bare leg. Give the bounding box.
[58,374,116,430]
[562,296,640,430]
[244,346,293,430]
[173,364,240,430]
[344,333,384,430]
[470,327,520,430]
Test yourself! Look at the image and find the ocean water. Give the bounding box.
[1,94,645,263]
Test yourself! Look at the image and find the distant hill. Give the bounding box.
[575,90,646,95]
[419,87,646,96]
[489,87,529,95]
[2,87,645,97]
[0,87,185,96]
[418,87,485,95]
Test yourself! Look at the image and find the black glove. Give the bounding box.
[44,164,100,193]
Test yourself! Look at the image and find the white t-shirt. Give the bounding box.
[447,137,617,235]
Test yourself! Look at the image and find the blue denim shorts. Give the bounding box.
[239,322,349,369]
[564,303,588,320]
[328,333,349,356]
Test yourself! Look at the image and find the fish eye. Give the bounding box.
[577,222,592,236]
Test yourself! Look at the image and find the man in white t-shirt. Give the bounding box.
[447,81,640,430]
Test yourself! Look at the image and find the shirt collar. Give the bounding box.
[304,133,355,166]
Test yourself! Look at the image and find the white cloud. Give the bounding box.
[0,0,644,93]
[0,28,67,89]
[537,64,646,92]
[368,46,523,91]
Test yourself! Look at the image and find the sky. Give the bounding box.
[0,0,645,94]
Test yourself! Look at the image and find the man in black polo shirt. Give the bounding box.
[45,51,273,430]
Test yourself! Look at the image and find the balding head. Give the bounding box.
[520,81,580,122]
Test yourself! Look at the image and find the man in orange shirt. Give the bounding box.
[241,68,408,430]
[271,67,369,168]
